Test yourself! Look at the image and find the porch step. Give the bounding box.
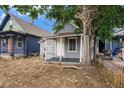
[47,57,80,63]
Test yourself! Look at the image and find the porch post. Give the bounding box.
[45,39,47,61]
[80,35,83,62]
[8,36,13,56]
[59,37,62,61]
[110,41,112,51]
[96,37,99,55]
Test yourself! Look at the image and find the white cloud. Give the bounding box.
[0,13,6,25]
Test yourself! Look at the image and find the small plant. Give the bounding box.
[104,50,111,57]
[93,61,104,70]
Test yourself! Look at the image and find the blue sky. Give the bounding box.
[0,7,55,32]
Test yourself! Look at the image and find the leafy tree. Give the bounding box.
[1,5,124,65]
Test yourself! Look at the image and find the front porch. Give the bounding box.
[0,31,25,57]
[41,34,84,63]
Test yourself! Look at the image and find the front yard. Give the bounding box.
[0,57,112,88]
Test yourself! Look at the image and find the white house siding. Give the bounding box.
[45,38,56,60]
[40,40,45,57]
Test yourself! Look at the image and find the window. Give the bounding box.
[1,38,6,48]
[17,36,23,49]
[68,38,77,51]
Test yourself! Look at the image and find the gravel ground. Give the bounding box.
[0,57,112,88]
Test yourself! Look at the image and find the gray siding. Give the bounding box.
[40,36,81,60]
[57,24,76,34]
[64,36,80,58]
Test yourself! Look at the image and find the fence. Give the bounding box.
[99,58,124,87]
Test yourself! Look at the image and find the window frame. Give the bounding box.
[1,38,6,48]
[68,37,77,52]
[17,36,23,49]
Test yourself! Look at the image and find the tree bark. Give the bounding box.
[79,5,97,65]
[79,6,90,65]
[89,35,94,65]
[81,17,91,65]
[93,35,97,62]
[82,34,91,65]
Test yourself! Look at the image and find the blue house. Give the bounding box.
[104,29,124,52]
[0,13,49,58]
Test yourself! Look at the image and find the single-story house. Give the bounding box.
[39,23,99,63]
[0,13,49,58]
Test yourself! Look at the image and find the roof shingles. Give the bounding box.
[3,13,49,37]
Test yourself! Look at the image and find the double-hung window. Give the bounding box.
[17,36,23,49]
[68,37,77,52]
[1,38,6,48]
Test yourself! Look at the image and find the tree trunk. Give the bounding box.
[93,35,97,62]
[89,35,94,65]
[79,5,95,65]
[82,34,91,65]
[81,17,91,65]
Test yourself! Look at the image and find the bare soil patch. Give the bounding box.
[0,57,112,88]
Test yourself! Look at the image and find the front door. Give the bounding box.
[8,37,13,54]
[99,40,105,52]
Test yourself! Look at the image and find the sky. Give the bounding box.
[0,7,55,32]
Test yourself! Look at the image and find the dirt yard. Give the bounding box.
[0,57,112,88]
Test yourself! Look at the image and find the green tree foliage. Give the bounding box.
[1,5,124,40]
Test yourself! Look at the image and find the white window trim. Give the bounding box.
[68,37,77,52]
[17,36,23,49]
[1,38,6,48]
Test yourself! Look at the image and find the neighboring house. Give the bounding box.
[39,23,99,63]
[0,13,49,58]
[104,30,124,52]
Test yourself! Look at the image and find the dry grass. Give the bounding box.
[94,61,124,88]
[0,57,113,88]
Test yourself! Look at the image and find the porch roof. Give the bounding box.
[38,33,82,43]
[42,32,82,38]
[113,30,124,36]
[0,30,25,36]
